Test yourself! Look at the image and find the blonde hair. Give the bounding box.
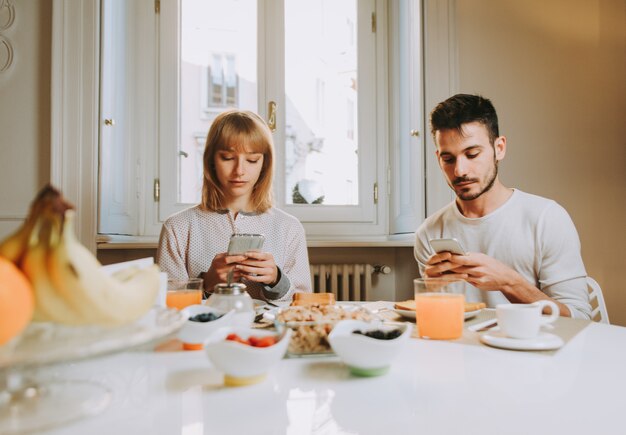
[201,110,274,212]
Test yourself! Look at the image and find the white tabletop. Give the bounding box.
[35,317,626,435]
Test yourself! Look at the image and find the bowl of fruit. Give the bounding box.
[328,320,413,377]
[204,326,292,386]
[178,305,234,350]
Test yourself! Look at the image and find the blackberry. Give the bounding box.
[190,312,223,323]
[352,328,402,340]
[385,329,402,340]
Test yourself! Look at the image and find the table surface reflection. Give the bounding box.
[39,316,626,435]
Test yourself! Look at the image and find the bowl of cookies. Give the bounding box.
[274,304,377,356]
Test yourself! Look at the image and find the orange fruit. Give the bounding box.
[0,256,35,345]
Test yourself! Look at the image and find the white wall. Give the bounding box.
[453,0,626,325]
[0,0,51,236]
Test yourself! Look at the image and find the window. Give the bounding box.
[204,53,238,110]
[99,0,425,238]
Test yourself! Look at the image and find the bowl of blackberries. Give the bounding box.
[178,305,234,350]
[328,320,413,377]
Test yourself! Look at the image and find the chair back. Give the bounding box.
[587,276,609,324]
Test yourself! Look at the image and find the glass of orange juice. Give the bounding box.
[166,278,204,310]
[414,278,465,340]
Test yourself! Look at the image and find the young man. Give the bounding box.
[414,94,591,318]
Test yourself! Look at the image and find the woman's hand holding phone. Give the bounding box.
[204,253,249,289]
[205,240,278,288]
[234,251,279,286]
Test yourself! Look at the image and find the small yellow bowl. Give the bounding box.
[205,327,291,386]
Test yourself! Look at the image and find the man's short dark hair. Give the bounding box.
[430,94,499,144]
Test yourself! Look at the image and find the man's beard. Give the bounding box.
[453,160,498,201]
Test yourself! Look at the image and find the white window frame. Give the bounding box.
[423,0,457,214]
[98,0,161,237]
[388,0,424,234]
[99,0,138,236]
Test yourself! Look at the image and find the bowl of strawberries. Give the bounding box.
[204,326,292,386]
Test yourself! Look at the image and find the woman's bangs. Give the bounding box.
[218,128,267,155]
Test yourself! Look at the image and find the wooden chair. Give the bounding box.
[587,277,609,324]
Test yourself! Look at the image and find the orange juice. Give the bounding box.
[166,289,202,310]
[415,293,465,339]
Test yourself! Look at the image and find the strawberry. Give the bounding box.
[254,336,277,347]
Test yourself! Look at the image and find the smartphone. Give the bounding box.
[227,233,265,255]
[429,238,467,256]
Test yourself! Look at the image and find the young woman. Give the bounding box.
[157,110,312,301]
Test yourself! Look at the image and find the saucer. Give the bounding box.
[393,308,480,321]
[480,328,564,351]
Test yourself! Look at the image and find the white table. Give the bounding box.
[35,318,626,435]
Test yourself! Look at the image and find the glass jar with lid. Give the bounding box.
[204,282,255,327]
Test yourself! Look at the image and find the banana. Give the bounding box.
[0,186,52,263]
[21,215,86,325]
[2,184,160,327]
[48,210,160,326]
[46,210,110,324]
[0,220,32,264]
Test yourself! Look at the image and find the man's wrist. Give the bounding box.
[500,270,528,299]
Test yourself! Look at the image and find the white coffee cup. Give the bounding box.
[495,300,559,339]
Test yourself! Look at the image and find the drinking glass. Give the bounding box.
[166,278,203,310]
[414,277,465,340]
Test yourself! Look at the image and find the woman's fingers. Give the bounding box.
[212,251,277,285]
[235,261,277,285]
[218,269,242,281]
[241,251,272,261]
[224,254,249,264]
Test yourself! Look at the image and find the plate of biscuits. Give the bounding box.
[393,300,486,320]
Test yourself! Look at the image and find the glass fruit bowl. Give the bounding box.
[0,307,186,434]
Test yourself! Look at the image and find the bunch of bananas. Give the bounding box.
[0,185,159,326]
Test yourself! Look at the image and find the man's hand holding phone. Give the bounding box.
[425,238,523,292]
[429,238,467,256]
[424,238,469,279]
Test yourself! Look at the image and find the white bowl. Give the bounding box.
[328,320,413,376]
[205,326,292,386]
[178,305,234,350]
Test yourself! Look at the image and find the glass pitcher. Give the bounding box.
[204,282,255,327]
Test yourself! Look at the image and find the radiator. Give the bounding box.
[310,264,374,301]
